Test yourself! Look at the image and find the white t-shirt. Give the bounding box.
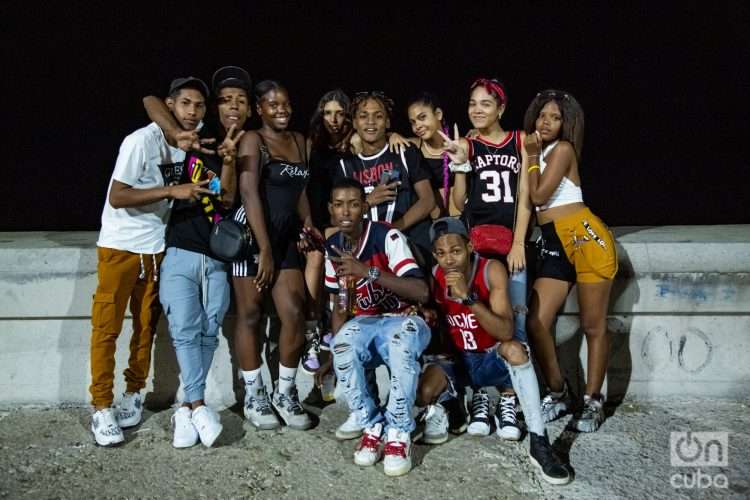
[97,122,185,254]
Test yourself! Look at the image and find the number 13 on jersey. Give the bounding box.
[461,329,478,350]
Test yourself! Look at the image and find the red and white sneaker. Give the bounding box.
[353,423,383,466]
[383,427,412,476]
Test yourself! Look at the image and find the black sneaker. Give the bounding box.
[443,396,468,434]
[494,393,521,441]
[528,432,571,485]
[467,389,491,436]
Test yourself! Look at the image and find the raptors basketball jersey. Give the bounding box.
[433,255,498,352]
[464,131,523,228]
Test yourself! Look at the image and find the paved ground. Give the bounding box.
[0,398,747,499]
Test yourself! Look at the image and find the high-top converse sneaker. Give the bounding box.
[529,431,572,485]
[495,393,521,441]
[467,389,491,436]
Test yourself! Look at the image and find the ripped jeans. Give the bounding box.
[332,315,431,433]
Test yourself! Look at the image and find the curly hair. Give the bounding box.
[308,89,352,152]
[523,89,584,159]
[350,91,394,120]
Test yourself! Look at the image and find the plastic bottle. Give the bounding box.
[321,373,336,402]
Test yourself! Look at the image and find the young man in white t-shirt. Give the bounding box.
[90,77,214,446]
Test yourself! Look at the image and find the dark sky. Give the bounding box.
[5,2,749,231]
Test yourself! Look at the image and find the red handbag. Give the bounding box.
[469,224,514,256]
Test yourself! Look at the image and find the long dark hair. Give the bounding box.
[523,89,584,159]
[309,89,352,152]
[408,91,451,207]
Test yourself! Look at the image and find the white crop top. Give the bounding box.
[536,141,584,211]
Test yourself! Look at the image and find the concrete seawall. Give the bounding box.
[1,226,748,407]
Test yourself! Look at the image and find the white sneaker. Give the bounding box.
[91,408,124,447]
[244,386,280,430]
[467,390,491,436]
[336,411,365,440]
[171,407,199,449]
[272,387,312,430]
[116,392,143,428]
[353,423,383,466]
[383,427,412,476]
[191,406,223,447]
[422,404,449,444]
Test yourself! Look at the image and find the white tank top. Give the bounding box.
[536,141,583,211]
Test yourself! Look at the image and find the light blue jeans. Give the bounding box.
[332,315,431,433]
[509,268,528,344]
[159,247,230,402]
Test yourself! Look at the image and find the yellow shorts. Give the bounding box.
[537,207,618,283]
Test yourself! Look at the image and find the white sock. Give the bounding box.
[278,364,297,395]
[241,368,263,392]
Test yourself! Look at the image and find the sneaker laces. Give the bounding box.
[471,392,490,421]
[358,428,382,450]
[250,388,273,414]
[384,440,407,458]
[498,395,517,424]
[279,388,304,414]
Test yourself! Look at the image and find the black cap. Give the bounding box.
[429,217,469,244]
[212,66,252,94]
[168,76,209,98]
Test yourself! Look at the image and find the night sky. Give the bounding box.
[6,2,749,231]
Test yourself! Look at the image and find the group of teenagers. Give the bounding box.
[89,65,618,485]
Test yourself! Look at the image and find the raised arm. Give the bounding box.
[525,134,576,206]
[448,259,513,342]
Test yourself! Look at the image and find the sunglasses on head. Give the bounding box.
[537,90,570,100]
[355,90,386,99]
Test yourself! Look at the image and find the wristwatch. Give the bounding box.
[460,291,479,306]
[367,266,381,283]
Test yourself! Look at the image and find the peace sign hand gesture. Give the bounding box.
[217,124,246,164]
[173,130,216,154]
[437,124,468,165]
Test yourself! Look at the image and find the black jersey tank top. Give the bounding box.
[464,130,522,228]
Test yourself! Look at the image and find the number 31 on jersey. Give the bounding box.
[480,170,514,203]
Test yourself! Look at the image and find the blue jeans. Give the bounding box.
[509,268,528,343]
[159,247,230,402]
[332,316,431,433]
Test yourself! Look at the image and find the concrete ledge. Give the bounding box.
[1,226,749,405]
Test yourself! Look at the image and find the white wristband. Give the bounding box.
[449,161,472,173]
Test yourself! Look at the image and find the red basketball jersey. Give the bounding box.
[433,255,497,352]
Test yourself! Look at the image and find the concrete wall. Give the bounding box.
[0,226,748,407]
